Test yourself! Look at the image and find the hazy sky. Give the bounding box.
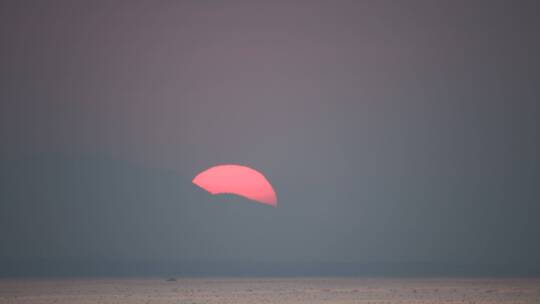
[1,1,539,276]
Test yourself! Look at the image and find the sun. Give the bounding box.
[192,164,277,207]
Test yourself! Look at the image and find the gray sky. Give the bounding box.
[1,1,539,276]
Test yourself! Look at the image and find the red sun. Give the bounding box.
[192,164,277,207]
